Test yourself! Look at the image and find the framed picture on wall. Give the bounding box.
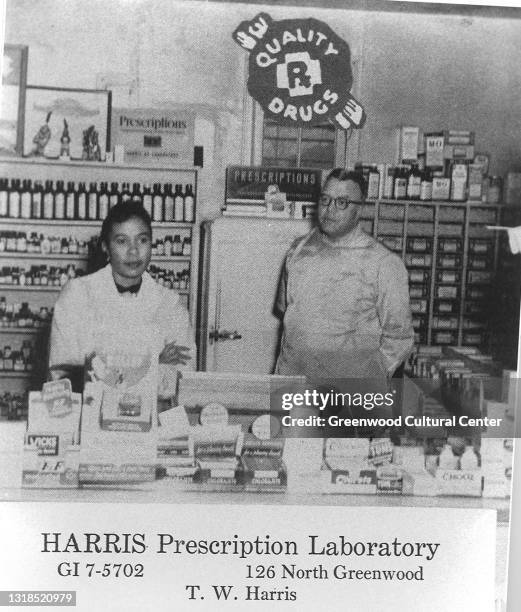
[0,44,28,156]
[23,86,111,160]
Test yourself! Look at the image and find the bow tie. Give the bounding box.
[115,280,142,295]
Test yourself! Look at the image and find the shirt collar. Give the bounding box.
[317,223,373,249]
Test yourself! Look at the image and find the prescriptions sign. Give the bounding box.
[233,13,366,130]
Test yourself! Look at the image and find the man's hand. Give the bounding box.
[159,342,191,366]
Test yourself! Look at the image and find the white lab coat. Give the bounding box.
[49,265,195,390]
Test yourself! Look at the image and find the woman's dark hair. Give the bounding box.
[324,168,366,196]
[100,200,152,245]
[89,201,152,273]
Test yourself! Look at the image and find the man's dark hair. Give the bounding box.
[324,168,366,196]
[100,200,152,245]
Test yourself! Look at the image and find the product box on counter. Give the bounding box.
[78,347,159,486]
[240,430,287,492]
[321,439,377,495]
[22,380,81,488]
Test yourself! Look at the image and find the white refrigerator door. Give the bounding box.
[200,216,312,373]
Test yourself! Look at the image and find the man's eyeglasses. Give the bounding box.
[318,194,363,210]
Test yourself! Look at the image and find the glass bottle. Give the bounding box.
[152,183,163,222]
[131,182,142,203]
[420,169,433,201]
[20,180,32,219]
[32,180,43,219]
[109,182,119,209]
[164,184,174,221]
[42,180,55,220]
[0,179,8,217]
[76,182,87,220]
[54,180,66,219]
[406,164,421,200]
[98,182,109,220]
[172,234,182,256]
[142,183,152,216]
[393,167,407,200]
[173,184,184,221]
[121,182,132,203]
[8,179,21,218]
[88,182,98,220]
[65,182,76,220]
[184,184,195,222]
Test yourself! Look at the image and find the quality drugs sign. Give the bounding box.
[233,13,366,130]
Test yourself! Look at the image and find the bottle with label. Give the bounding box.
[152,183,163,222]
[182,236,192,256]
[65,182,76,220]
[164,184,174,221]
[8,179,21,218]
[121,182,132,203]
[173,184,184,221]
[131,182,142,203]
[42,180,54,220]
[76,182,87,220]
[184,184,195,222]
[98,182,109,220]
[393,167,407,200]
[32,180,43,219]
[54,180,66,219]
[0,179,8,217]
[20,180,32,219]
[172,234,182,256]
[16,232,27,252]
[438,444,458,469]
[109,182,119,209]
[406,164,421,200]
[419,169,433,201]
[40,234,51,255]
[164,235,173,256]
[88,182,98,220]
[142,183,152,216]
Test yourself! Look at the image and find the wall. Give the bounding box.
[5,0,521,218]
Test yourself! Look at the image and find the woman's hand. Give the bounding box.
[159,342,191,366]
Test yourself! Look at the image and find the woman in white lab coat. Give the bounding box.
[48,201,194,391]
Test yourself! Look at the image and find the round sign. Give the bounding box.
[200,402,228,426]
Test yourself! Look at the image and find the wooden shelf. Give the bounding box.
[0,156,198,172]
[0,217,194,228]
[0,371,32,378]
[0,327,48,334]
[0,284,61,292]
[0,252,87,260]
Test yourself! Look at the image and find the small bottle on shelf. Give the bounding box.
[164,184,174,221]
[20,180,32,219]
[152,183,163,221]
[76,182,87,220]
[121,182,132,203]
[406,164,421,200]
[8,179,21,219]
[184,184,195,222]
[172,234,182,256]
[88,182,98,220]
[109,182,119,209]
[131,182,142,203]
[173,184,184,221]
[182,236,191,256]
[419,169,433,201]
[0,179,8,218]
[98,182,109,220]
[142,183,152,216]
[42,180,54,220]
[54,180,66,220]
[65,182,76,220]
[393,167,407,200]
[32,180,43,219]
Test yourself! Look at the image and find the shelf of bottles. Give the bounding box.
[0,158,199,402]
[358,198,502,350]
